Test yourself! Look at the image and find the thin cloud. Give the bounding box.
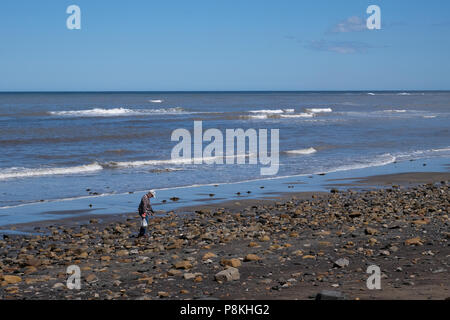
[306,40,372,54]
[329,16,367,33]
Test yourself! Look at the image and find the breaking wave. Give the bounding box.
[0,163,103,180]
[48,107,186,117]
[285,148,317,155]
[304,108,333,113]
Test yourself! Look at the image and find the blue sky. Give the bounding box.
[1,0,449,91]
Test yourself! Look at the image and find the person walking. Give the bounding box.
[138,190,156,238]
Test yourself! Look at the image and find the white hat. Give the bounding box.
[149,190,156,198]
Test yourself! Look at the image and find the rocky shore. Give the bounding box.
[0,182,449,300]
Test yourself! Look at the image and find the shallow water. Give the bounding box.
[0,91,449,217]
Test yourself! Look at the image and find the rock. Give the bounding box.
[24,266,37,274]
[116,250,129,257]
[244,254,261,262]
[167,269,182,276]
[86,274,98,283]
[138,277,153,284]
[221,258,241,268]
[158,291,169,297]
[183,272,202,280]
[412,219,429,226]
[52,282,65,290]
[349,211,361,218]
[24,258,41,267]
[365,227,378,235]
[215,267,240,282]
[405,237,423,246]
[100,256,111,262]
[3,275,22,284]
[333,258,349,268]
[315,290,345,300]
[174,260,193,269]
[78,252,88,259]
[202,252,217,260]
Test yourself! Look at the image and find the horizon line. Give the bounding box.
[1,89,449,94]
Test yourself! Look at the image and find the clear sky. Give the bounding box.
[1,0,449,91]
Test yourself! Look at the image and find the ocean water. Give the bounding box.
[0,91,449,219]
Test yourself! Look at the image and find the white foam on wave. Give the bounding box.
[321,154,397,174]
[245,108,312,120]
[104,153,254,168]
[383,109,407,113]
[367,92,376,96]
[280,113,314,118]
[394,146,450,162]
[305,108,333,113]
[285,148,317,155]
[0,163,103,180]
[249,109,284,114]
[149,99,163,103]
[0,153,258,180]
[397,92,411,96]
[49,107,186,117]
[246,114,269,119]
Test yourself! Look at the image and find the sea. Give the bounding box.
[0,91,449,227]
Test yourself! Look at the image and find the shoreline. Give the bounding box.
[1,165,450,300]
[1,168,450,235]
[0,155,449,230]
[0,179,448,300]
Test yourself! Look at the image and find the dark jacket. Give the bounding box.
[138,194,154,216]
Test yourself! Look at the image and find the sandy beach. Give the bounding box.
[0,171,448,300]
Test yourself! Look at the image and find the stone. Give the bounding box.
[315,290,345,300]
[138,277,154,284]
[365,227,378,235]
[215,267,240,282]
[116,250,129,257]
[174,260,193,269]
[24,266,37,274]
[349,211,361,218]
[292,250,303,256]
[202,252,217,260]
[3,275,22,284]
[405,237,423,246]
[168,269,182,276]
[86,274,98,283]
[221,258,241,268]
[333,258,349,268]
[244,254,261,262]
[52,282,65,290]
[183,273,196,280]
